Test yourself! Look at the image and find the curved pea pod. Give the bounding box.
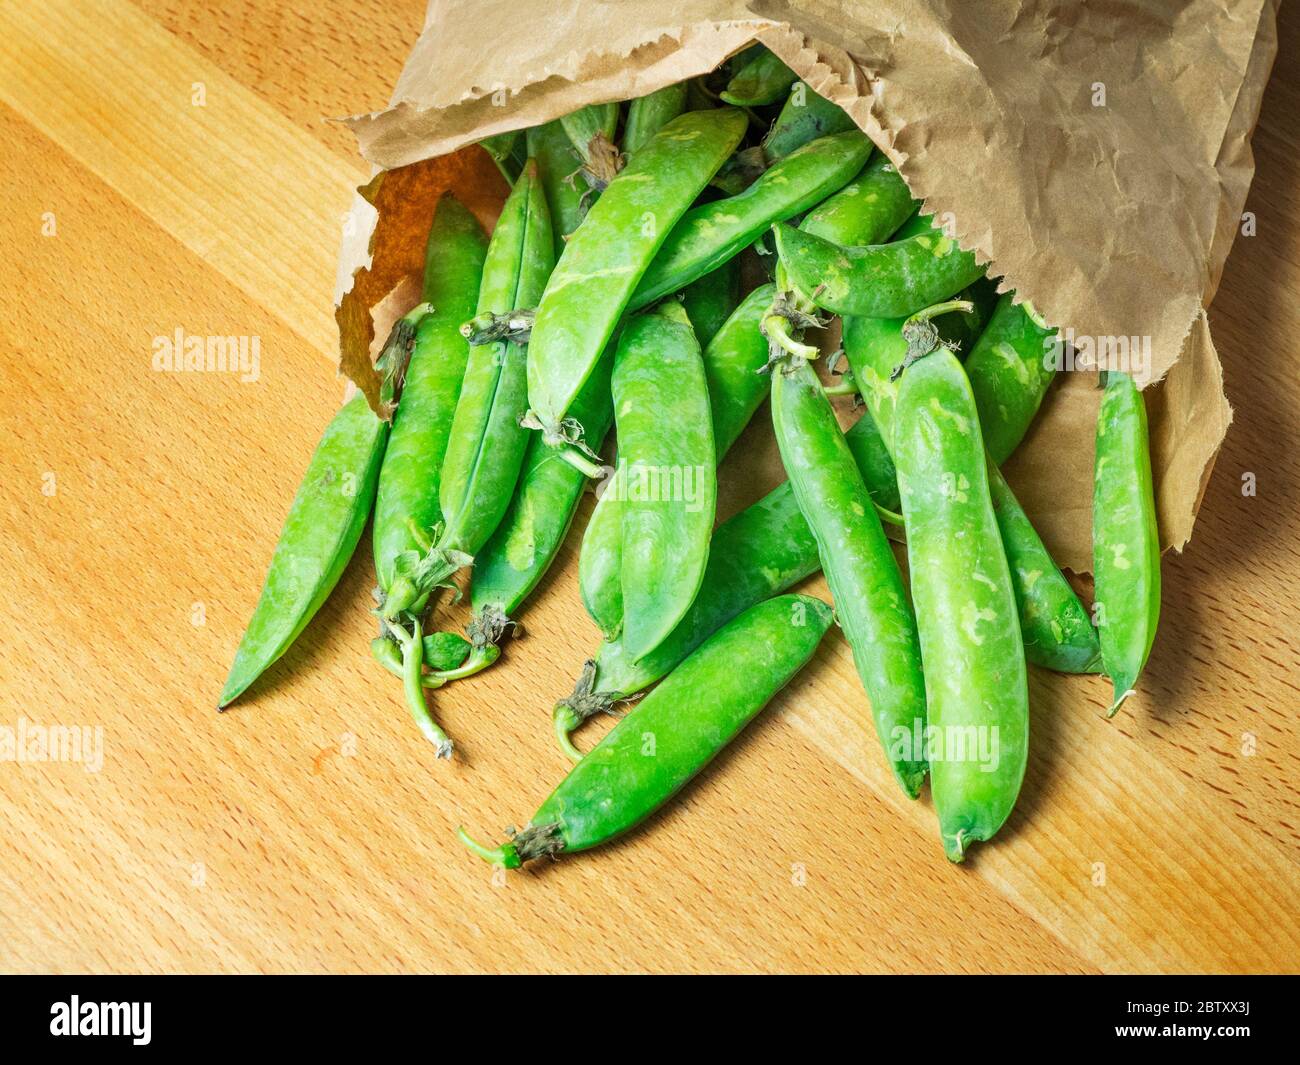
[579,282,774,638]
[895,350,1028,862]
[526,108,747,437]
[763,82,857,161]
[440,160,554,556]
[372,194,488,590]
[556,413,896,751]
[965,293,1058,464]
[680,258,741,348]
[219,392,387,707]
[989,463,1102,674]
[479,130,526,183]
[623,83,688,155]
[614,302,716,661]
[631,130,874,310]
[463,594,834,867]
[1092,370,1160,716]
[774,221,984,319]
[842,309,1098,674]
[470,349,616,645]
[774,153,917,292]
[720,47,798,106]
[771,358,928,798]
[526,121,586,254]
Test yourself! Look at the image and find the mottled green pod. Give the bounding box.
[720,47,798,106]
[966,293,1058,464]
[527,108,747,434]
[774,152,916,292]
[772,357,928,797]
[624,83,689,154]
[1092,370,1160,716]
[220,393,387,707]
[763,82,857,160]
[373,194,488,589]
[579,282,773,638]
[894,351,1028,862]
[467,594,834,867]
[613,302,716,661]
[774,222,984,318]
[440,161,554,554]
[632,130,873,310]
[842,311,1100,674]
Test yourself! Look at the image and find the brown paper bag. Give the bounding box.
[334,0,1279,573]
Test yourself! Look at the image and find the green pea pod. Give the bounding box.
[220,392,387,707]
[774,221,984,318]
[890,210,934,241]
[479,130,526,184]
[463,594,833,866]
[965,293,1058,464]
[613,302,716,661]
[469,349,616,637]
[526,108,747,439]
[556,413,895,752]
[560,103,619,165]
[771,357,928,798]
[842,309,1101,674]
[720,47,798,106]
[579,281,774,638]
[989,463,1102,673]
[1092,370,1160,716]
[895,350,1028,863]
[631,130,874,310]
[680,258,741,348]
[763,82,857,161]
[372,194,488,590]
[526,121,586,255]
[773,153,916,293]
[623,83,689,155]
[439,160,554,555]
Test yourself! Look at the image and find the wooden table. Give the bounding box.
[1,0,1296,974]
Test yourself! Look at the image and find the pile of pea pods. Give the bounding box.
[221,45,1161,868]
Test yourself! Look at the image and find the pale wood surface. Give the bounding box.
[0,0,1296,974]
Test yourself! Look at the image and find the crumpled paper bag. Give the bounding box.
[333,0,1279,573]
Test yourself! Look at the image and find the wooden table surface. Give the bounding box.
[1,0,1296,975]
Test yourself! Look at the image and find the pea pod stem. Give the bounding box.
[889,299,976,379]
[762,312,821,362]
[455,827,521,869]
[553,659,629,762]
[386,617,454,759]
